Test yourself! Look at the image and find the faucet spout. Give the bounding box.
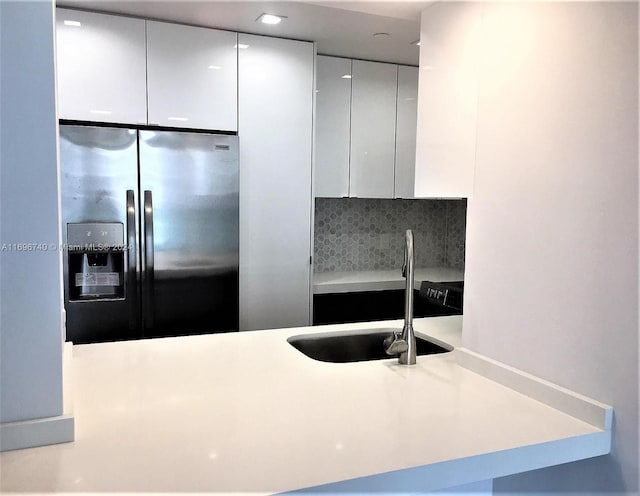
[399,229,416,365]
[383,229,417,364]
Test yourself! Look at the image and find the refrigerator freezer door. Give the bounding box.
[59,125,140,343]
[139,131,239,337]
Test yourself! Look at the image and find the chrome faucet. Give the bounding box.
[384,229,416,365]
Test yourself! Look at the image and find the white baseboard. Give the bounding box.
[1,414,74,451]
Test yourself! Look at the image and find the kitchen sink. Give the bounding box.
[287,329,452,363]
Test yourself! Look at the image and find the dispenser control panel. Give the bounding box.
[66,222,126,300]
[67,222,124,250]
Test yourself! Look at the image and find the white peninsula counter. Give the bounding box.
[0,317,612,494]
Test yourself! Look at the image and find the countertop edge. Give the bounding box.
[293,430,612,494]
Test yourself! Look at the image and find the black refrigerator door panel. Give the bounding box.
[139,131,239,338]
[59,125,141,343]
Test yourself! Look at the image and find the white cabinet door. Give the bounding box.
[55,9,147,124]
[349,60,398,198]
[146,21,237,131]
[415,2,483,198]
[314,55,351,198]
[238,34,314,331]
[394,65,419,198]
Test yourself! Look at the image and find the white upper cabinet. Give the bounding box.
[55,9,147,124]
[394,65,419,198]
[415,2,483,198]
[314,56,351,198]
[146,21,237,131]
[315,57,413,199]
[238,34,314,331]
[349,60,398,198]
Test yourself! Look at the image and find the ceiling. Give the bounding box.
[56,0,434,65]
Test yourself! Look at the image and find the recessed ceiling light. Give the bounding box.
[234,44,250,49]
[64,20,81,27]
[341,74,352,79]
[411,39,421,46]
[208,65,221,70]
[256,13,287,25]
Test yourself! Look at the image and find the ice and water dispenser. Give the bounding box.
[67,223,126,300]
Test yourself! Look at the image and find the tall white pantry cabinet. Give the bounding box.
[237,34,314,331]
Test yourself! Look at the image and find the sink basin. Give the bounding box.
[287,329,452,363]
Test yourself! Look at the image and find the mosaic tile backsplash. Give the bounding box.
[314,198,467,273]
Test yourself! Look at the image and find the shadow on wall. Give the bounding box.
[314,198,466,272]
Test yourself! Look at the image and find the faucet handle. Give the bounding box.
[384,332,409,355]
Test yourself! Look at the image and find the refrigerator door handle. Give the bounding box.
[126,190,138,330]
[143,190,155,329]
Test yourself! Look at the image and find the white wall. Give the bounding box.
[0,0,66,428]
[461,2,638,494]
[415,1,482,199]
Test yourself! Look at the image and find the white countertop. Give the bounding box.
[313,267,465,294]
[0,317,611,494]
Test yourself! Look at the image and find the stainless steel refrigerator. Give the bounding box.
[59,124,239,343]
